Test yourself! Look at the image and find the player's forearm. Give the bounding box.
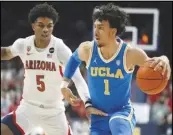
[1,47,13,60]
[63,49,82,80]
[72,68,91,103]
[61,49,92,103]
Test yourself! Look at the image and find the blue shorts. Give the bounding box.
[90,104,136,135]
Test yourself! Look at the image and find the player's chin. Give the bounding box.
[95,40,104,48]
[97,43,104,48]
[41,35,51,40]
[95,41,100,47]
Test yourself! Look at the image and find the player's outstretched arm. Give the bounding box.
[1,47,15,60]
[61,41,92,103]
[127,46,171,79]
[58,41,92,103]
[60,41,108,116]
[60,41,92,104]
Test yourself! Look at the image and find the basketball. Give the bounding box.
[136,65,168,95]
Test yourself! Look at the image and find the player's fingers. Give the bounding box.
[147,58,160,68]
[162,63,167,75]
[71,103,79,107]
[70,95,77,100]
[165,65,171,79]
[95,110,108,116]
[69,97,75,105]
[69,101,79,106]
[154,61,163,71]
[70,97,80,106]
[166,70,171,79]
[97,111,108,116]
[91,108,108,116]
[149,60,160,68]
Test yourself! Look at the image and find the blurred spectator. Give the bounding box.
[1,90,11,116]
[150,91,170,125]
[8,95,19,113]
[147,82,172,113]
[72,120,90,135]
[158,113,172,135]
[167,83,172,112]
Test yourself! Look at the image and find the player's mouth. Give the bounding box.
[95,37,100,40]
[41,34,49,38]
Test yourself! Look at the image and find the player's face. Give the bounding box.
[94,19,115,47]
[32,17,54,41]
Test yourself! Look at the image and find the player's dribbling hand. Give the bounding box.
[146,56,171,79]
[61,88,81,106]
[86,106,108,117]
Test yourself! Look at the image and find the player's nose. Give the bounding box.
[94,33,99,38]
[94,29,99,36]
[43,27,48,33]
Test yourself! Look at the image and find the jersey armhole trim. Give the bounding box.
[86,41,94,69]
[123,45,135,73]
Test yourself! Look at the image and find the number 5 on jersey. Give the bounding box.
[36,75,45,92]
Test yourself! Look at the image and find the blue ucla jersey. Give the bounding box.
[86,39,134,114]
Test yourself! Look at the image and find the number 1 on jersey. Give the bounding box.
[36,75,45,92]
[104,79,110,95]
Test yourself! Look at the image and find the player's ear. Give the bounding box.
[31,23,35,32]
[113,28,117,35]
[111,28,117,37]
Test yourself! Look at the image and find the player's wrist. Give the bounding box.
[60,80,70,89]
[85,100,92,109]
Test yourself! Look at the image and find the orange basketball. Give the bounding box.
[136,66,168,95]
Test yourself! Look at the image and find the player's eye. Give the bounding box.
[47,25,53,28]
[38,24,44,28]
[95,26,104,30]
[94,25,104,30]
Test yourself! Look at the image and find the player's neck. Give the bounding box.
[34,38,50,49]
[100,39,119,59]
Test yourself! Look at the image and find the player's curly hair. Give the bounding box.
[92,3,130,36]
[28,3,59,24]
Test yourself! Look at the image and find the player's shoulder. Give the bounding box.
[15,35,34,45]
[79,40,94,52]
[12,36,29,46]
[23,35,35,42]
[52,35,67,48]
[124,42,145,59]
[52,35,63,43]
[51,35,71,53]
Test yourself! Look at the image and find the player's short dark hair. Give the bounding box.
[92,3,130,36]
[28,3,59,24]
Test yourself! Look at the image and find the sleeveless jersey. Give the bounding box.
[86,39,134,113]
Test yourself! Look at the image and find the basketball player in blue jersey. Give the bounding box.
[60,3,171,135]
